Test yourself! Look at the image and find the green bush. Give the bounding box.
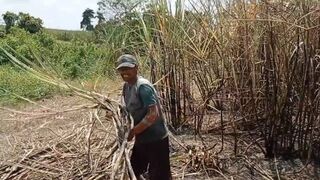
[36,32,54,48]
[0,27,116,79]
[48,40,116,79]
[0,65,58,105]
[0,29,5,38]
[0,26,119,104]
[0,27,41,62]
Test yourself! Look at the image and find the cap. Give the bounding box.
[116,54,138,69]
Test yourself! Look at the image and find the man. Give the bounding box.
[116,54,171,180]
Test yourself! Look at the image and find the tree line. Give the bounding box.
[2,12,43,33]
[80,0,149,31]
[2,0,148,33]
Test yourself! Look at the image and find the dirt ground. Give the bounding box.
[0,95,92,163]
[1,95,320,179]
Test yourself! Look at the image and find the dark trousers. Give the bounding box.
[130,137,171,180]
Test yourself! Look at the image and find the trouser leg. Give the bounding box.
[130,143,148,178]
[148,137,172,180]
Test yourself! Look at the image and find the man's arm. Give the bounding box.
[127,84,159,141]
[127,104,159,141]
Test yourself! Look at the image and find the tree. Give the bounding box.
[97,0,149,20]
[80,8,95,31]
[96,12,106,25]
[2,11,18,32]
[2,12,43,34]
[17,12,43,33]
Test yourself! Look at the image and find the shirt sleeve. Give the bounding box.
[138,84,157,107]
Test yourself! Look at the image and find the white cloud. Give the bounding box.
[0,0,99,30]
[42,0,57,7]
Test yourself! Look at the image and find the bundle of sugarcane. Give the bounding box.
[0,108,136,179]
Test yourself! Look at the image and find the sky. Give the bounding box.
[0,0,99,30]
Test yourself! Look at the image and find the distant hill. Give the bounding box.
[0,25,95,41]
[44,28,94,41]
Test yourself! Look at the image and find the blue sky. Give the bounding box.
[0,0,99,30]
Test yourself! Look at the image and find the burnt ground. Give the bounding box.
[1,95,320,179]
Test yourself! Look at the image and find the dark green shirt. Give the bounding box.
[122,76,168,144]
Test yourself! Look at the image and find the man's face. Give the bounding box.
[117,66,138,83]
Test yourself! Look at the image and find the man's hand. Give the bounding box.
[127,128,135,141]
[127,105,159,142]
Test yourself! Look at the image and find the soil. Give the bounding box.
[0,95,91,164]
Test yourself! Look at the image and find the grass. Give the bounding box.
[0,24,93,41]
[0,65,60,105]
[44,28,94,42]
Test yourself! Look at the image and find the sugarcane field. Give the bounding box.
[1,0,320,179]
